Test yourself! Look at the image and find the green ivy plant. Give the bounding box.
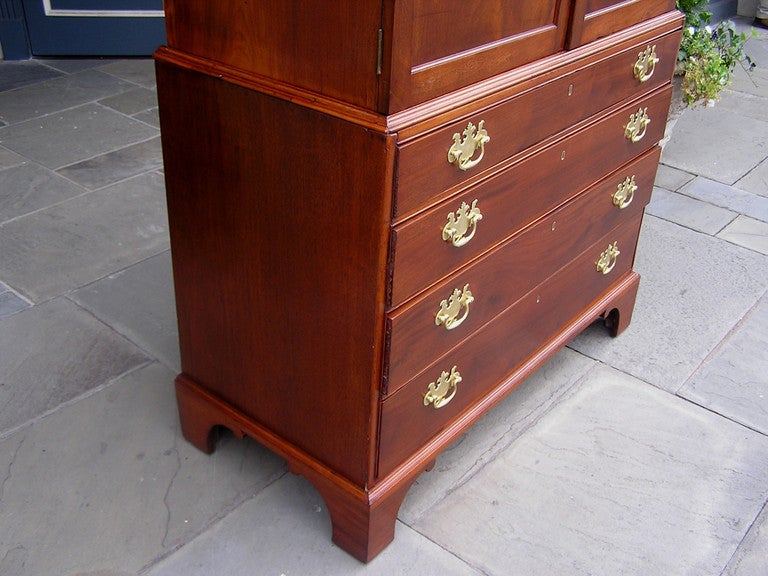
[675,0,756,106]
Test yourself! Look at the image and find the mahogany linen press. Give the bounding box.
[155,0,683,561]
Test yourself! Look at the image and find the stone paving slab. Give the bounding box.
[97,59,157,89]
[57,136,163,191]
[0,171,169,302]
[0,60,64,93]
[0,362,287,576]
[0,103,158,170]
[0,289,31,319]
[679,293,768,435]
[661,92,768,185]
[645,186,737,234]
[728,18,768,98]
[718,85,768,119]
[145,473,483,576]
[71,251,180,372]
[402,347,595,523]
[0,145,26,170]
[98,86,158,116]
[654,163,695,192]
[569,215,768,392]
[718,214,768,255]
[679,176,768,224]
[412,364,768,576]
[724,502,768,576]
[134,107,161,128]
[736,156,768,198]
[0,69,136,125]
[729,36,768,100]
[0,162,86,223]
[38,59,118,74]
[0,297,148,436]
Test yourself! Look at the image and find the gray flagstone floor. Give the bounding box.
[0,17,767,576]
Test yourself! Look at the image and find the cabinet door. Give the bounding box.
[567,0,677,48]
[163,0,384,111]
[385,0,571,112]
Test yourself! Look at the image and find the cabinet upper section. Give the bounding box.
[162,0,676,114]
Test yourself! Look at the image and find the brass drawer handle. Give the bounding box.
[442,199,483,247]
[448,120,490,171]
[424,366,462,409]
[612,175,637,209]
[634,45,659,83]
[435,283,474,330]
[596,241,621,275]
[624,107,650,143]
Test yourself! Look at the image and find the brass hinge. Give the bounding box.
[376,28,383,76]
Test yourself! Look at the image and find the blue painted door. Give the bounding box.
[22,0,166,55]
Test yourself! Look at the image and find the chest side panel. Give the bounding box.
[156,59,394,484]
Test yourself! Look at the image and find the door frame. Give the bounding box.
[0,0,166,59]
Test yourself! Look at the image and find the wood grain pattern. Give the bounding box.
[389,102,669,306]
[156,1,682,562]
[379,217,644,475]
[156,60,395,484]
[387,0,572,111]
[568,0,676,47]
[386,147,661,392]
[394,28,680,220]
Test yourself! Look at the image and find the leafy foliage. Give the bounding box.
[675,1,756,105]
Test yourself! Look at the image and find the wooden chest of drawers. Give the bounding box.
[156,0,682,562]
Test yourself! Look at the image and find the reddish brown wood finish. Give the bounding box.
[379,218,644,475]
[156,60,395,485]
[568,0,677,47]
[387,0,572,111]
[394,27,680,220]
[163,0,571,113]
[389,90,670,305]
[386,147,661,392]
[163,1,383,112]
[156,1,682,563]
[175,374,424,562]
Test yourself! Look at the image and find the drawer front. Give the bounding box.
[378,216,644,476]
[394,28,679,220]
[386,147,658,392]
[390,87,671,306]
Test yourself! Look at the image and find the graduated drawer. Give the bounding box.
[394,27,680,220]
[389,86,671,307]
[385,146,657,394]
[378,216,643,476]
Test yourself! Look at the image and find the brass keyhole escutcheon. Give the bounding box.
[442,199,483,247]
[447,120,490,171]
[624,107,650,143]
[613,175,637,209]
[435,284,474,330]
[424,366,462,409]
[634,45,659,83]
[596,242,621,275]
